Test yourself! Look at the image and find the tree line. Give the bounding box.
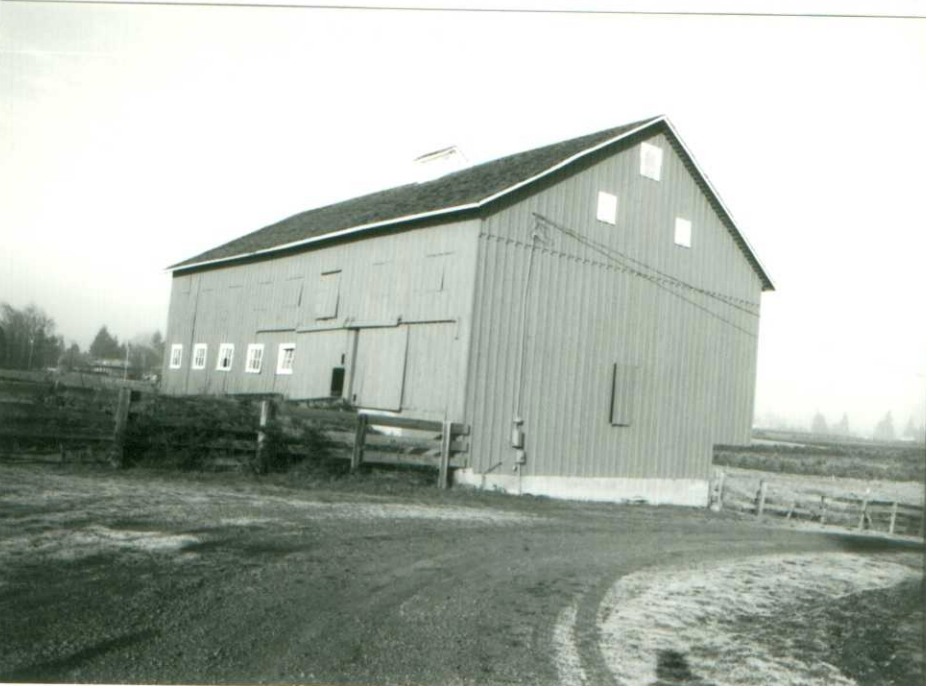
[811,410,925,443]
[0,302,164,378]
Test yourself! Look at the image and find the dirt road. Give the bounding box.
[0,463,922,685]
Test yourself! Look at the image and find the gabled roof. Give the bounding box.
[171,115,774,290]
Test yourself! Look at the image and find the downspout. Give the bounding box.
[512,224,543,493]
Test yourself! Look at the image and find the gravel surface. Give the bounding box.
[0,463,922,685]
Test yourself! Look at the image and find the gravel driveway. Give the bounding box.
[0,463,921,685]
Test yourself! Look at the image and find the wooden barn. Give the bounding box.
[163,115,773,506]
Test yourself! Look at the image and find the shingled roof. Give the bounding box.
[171,115,773,290]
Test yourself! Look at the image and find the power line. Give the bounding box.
[534,212,761,315]
[534,212,761,316]
[531,214,759,338]
[2,0,923,18]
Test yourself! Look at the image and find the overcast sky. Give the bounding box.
[1,0,924,435]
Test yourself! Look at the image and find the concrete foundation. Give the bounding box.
[453,469,710,507]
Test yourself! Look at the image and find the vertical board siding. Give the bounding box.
[466,131,763,481]
[162,220,481,422]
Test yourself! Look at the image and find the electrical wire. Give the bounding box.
[2,0,923,19]
[534,212,761,315]
[531,215,759,338]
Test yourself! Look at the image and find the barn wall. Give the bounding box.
[462,130,763,495]
[162,220,481,421]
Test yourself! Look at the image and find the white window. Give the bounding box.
[192,344,208,370]
[216,343,234,371]
[245,344,264,374]
[596,191,618,224]
[277,343,296,375]
[640,142,663,181]
[674,217,692,248]
[169,344,183,369]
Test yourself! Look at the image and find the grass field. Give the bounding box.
[715,439,925,483]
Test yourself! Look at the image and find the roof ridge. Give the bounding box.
[168,114,771,292]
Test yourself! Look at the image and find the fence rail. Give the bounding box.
[712,469,925,538]
[0,375,469,488]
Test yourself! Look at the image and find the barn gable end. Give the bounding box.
[459,128,763,504]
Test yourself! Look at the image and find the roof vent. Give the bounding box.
[412,145,469,183]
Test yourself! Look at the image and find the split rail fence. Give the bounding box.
[712,469,925,539]
[0,370,469,488]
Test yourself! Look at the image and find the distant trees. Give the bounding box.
[811,411,829,435]
[127,331,165,377]
[833,413,850,436]
[873,411,896,441]
[89,326,122,360]
[0,303,64,370]
[87,327,165,377]
[58,342,92,372]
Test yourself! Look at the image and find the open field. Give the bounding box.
[0,462,922,685]
[716,439,925,482]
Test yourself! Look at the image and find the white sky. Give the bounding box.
[1,0,925,434]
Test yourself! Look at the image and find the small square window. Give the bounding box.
[245,344,264,374]
[216,343,234,371]
[674,217,692,248]
[169,344,183,369]
[596,191,618,225]
[192,344,207,370]
[640,142,663,181]
[277,343,296,375]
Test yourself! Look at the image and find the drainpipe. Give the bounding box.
[512,226,542,492]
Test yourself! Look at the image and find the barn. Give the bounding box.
[162,115,773,506]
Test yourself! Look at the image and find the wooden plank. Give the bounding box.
[362,450,461,468]
[438,419,452,490]
[0,429,112,442]
[275,402,470,436]
[350,414,367,472]
[110,387,131,468]
[0,404,113,423]
[277,405,359,426]
[858,491,870,531]
[254,399,274,473]
[714,470,726,511]
[364,414,469,436]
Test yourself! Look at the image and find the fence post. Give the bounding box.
[714,470,726,511]
[857,491,870,531]
[438,420,453,490]
[889,502,898,535]
[255,399,275,473]
[110,387,131,468]
[756,480,767,519]
[820,496,828,525]
[350,414,367,472]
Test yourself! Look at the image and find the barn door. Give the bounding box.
[351,327,408,411]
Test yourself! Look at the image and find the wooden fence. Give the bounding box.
[0,373,469,488]
[712,469,925,538]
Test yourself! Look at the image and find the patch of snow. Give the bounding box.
[596,553,920,686]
